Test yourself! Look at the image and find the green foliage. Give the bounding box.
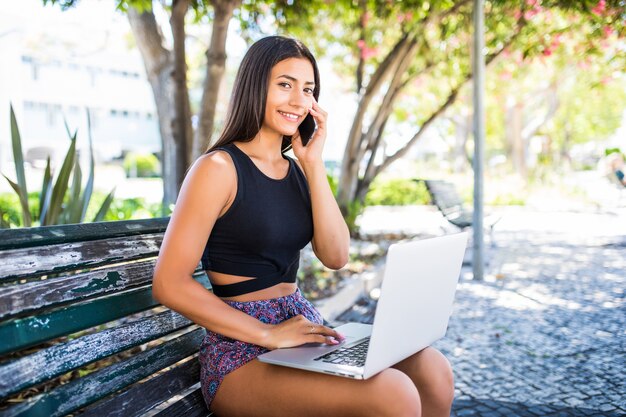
[344,200,364,237]
[0,189,167,226]
[88,192,163,221]
[605,148,624,158]
[545,74,626,151]
[0,193,25,228]
[365,178,430,206]
[327,173,338,197]
[123,152,161,178]
[0,105,115,228]
[488,193,526,206]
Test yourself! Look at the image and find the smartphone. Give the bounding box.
[298,113,316,146]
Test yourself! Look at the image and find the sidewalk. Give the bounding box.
[318,205,626,416]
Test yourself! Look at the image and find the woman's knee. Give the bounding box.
[365,368,421,417]
[418,348,455,408]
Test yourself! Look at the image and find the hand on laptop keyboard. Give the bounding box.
[314,338,370,367]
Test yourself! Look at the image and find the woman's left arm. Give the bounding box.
[293,98,350,270]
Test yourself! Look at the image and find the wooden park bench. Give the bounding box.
[416,179,500,244]
[0,218,214,417]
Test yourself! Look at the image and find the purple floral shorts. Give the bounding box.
[198,288,323,409]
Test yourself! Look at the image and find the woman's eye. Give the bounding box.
[278,82,291,88]
[304,88,314,95]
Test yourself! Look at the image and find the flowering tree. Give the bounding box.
[245,0,626,219]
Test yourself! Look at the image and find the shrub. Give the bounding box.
[365,178,430,206]
[1,105,114,228]
[123,152,161,178]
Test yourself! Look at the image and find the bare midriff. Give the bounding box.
[207,270,298,302]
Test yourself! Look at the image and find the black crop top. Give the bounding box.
[200,143,314,297]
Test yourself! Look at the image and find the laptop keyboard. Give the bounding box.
[314,337,370,367]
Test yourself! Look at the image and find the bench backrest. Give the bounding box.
[422,180,466,217]
[0,218,211,417]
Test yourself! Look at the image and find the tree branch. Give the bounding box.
[194,0,241,156]
[374,23,525,177]
[127,7,170,80]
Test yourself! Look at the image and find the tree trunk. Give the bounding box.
[127,7,180,211]
[170,0,193,199]
[336,34,415,214]
[193,0,241,160]
[508,101,527,177]
[336,0,477,213]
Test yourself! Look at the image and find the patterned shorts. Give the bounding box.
[198,288,323,409]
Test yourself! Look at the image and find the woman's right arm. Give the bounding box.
[152,152,272,345]
[152,152,342,349]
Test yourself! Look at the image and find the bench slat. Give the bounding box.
[0,287,154,356]
[0,233,163,283]
[1,260,160,320]
[0,273,211,355]
[0,310,193,399]
[153,387,212,417]
[2,328,204,417]
[78,358,202,417]
[0,218,169,251]
[0,274,210,355]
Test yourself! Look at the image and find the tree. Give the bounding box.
[45,0,242,210]
[245,0,626,220]
[44,0,625,223]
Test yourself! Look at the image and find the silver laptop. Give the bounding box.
[257,232,468,379]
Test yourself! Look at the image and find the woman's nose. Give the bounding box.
[289,91,310,108]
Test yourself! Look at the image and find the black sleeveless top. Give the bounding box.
[200,143,314,297]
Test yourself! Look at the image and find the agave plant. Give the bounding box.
[1,104,115,228]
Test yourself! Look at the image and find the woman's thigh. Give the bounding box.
[212,359,421,417]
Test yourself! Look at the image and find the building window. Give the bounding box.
[47,104,61,126]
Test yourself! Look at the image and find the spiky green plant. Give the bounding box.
[1,104,115,228]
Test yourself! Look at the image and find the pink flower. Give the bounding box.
[591,0,606,16]
[543,47,553,56]
[514,9,522,20]
[361,46,378,60]
[500,70,513,80]
[603,26,614,38]
[543,9,553,21]
[524,9,538,20]
[357,39,366,49]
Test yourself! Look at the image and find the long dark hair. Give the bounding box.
[207,36,320,154]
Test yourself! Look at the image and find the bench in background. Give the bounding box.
[0,218,213,417]
[416,179,501,244]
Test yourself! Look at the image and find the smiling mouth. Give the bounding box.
[278,111,302,121]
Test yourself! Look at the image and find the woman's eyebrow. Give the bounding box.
[276,74,315,86]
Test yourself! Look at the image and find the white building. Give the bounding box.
[0,1,160,174]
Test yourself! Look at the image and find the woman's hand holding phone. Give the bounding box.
[292,97,327,165]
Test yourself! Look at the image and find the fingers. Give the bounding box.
[309,97,327,128]
[305,322,345,345]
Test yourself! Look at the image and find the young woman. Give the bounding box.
[153,36,454,417]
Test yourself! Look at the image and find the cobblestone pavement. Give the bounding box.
[332,207,626,416]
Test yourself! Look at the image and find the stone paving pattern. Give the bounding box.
[335,209,625,416]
